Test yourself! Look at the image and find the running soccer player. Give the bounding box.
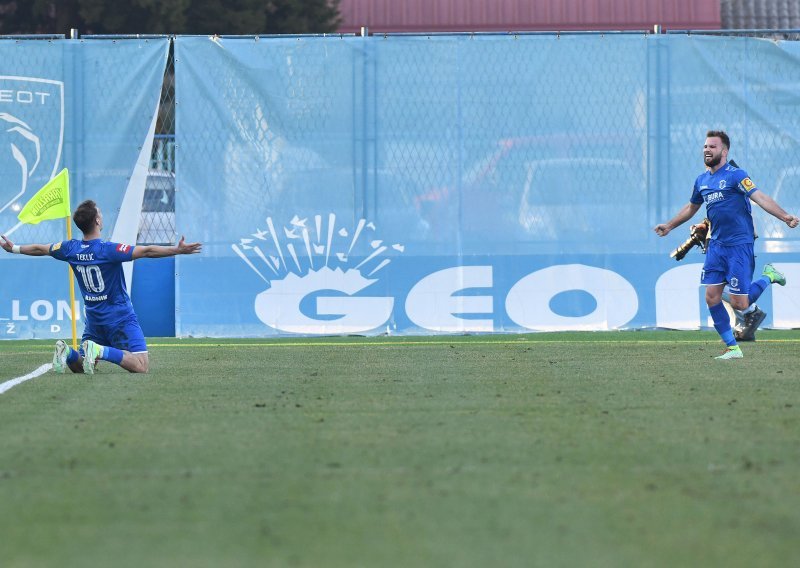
[654,130,799,359]
[1,199,201,374]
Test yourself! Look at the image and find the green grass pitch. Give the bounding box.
[2,331,800,567]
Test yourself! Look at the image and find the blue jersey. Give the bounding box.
[49,239,136,325]
[690,162,759,245]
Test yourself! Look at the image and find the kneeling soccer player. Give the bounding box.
[1,199,201,374]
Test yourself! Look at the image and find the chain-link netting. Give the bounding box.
[372,34,649,255]
[5,32,800,338]
[174,34,656,258]
[665,33,800,253]
[145,31,800,257]
[169,32,800,336]
[138,41,176,245]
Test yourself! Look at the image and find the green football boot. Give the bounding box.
[52,340,69,374]
[81,340,102,375]
[762,263,786,286]
[715,345,743,360]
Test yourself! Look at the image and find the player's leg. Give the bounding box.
[82,341,149,373]
[83,341,148,373]
[706,283,739,347]
[743,260,785,306]
[722,248,752,312]
[702,244,742,359]
[116,315,149,373]
[83,315,149,374]
[720,288,746,325]
[121,352,149,374]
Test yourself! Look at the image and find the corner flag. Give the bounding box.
[17,168,71,224]
[13,168,79,350]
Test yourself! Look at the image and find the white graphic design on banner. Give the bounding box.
[506,264,639,331]
[0,76,64,225]
[405,266,494,332]
[233,213,404,334]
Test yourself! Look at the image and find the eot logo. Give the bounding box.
[0,76,64,230]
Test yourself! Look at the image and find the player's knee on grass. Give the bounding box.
[124,352,149,374]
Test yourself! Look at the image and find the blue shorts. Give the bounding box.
[82,313,148,353]
[701,240,755,295]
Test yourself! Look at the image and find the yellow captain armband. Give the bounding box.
[741,177,756,192]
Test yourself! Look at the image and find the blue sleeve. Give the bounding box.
[104,242,135,262]
[733,168,759,196]
[690,178,703,205]
[49,241,68,261]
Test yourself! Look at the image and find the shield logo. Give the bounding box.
[0,76,64,229]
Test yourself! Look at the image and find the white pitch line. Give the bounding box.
[0,363,52,394]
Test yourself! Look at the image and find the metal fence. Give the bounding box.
[5,30,800,336]
[139,41,176,244]
[7,30,800,248]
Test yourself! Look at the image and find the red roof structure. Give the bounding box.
[337,0,721,34]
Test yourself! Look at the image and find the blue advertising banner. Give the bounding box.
[0,38,169,339]
[174,214,800,336]
[172,34,800,336]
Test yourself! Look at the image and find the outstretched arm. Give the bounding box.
[654,202,702,237]
[132,236,202,259]
[0,235,52,256]
[750,192,800,228]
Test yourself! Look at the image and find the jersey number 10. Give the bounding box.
[75,265,106,293]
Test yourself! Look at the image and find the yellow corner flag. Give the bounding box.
[17,168,71,224]
[15,168,79,349]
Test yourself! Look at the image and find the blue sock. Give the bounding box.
[748,277,770,304]
[66,348,79,365]
[101,346,124,365]
[709,302,737,346]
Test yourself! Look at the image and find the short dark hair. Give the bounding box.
[73,200,98,234]
[706,130,730,149]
